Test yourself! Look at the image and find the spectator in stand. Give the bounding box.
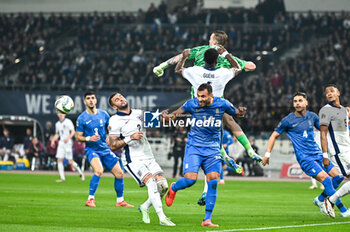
[27,137,45,170]
[171,126,187,178]
[44,121,55,144]
[0,128,15,161]
[73,140,85,169]
[45,135,58,170]
[23,128,33,154]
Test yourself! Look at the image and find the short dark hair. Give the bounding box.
[108,92,118,107]
[212,30,228,47]
[324,84,338,90]
[204,48,219,66]
[84,91,95,99]
[198,83,213,94]
[293,92,307,99]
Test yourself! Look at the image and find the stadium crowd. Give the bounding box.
[1,0,350,166]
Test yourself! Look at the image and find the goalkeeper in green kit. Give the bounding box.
[154,31,261,205]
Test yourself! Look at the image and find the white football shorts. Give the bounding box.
[124,157,163,187]
[56,142,73,160]
[330,151,350,176]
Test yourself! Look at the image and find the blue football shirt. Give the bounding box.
[181,97,237,149]
[275,111,321,162]
[76,109,110,152]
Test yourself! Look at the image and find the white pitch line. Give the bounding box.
[208,221,350,232]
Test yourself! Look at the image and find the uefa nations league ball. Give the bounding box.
[55,95,74,114]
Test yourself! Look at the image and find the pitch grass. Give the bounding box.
[0,173,349,232]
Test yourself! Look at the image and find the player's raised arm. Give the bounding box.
[109,133,143,150]
[75,131,100,143]
[175,49,191,76]
[153,52,188,77]
[161,107,185,122]
[262,131,280,166]
[217,45,242,75]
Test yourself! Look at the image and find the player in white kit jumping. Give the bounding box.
[52,112,84,182]
[108,93,175,226]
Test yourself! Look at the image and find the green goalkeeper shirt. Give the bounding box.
[188,45,247,69]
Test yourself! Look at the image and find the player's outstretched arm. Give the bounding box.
[109,132,143,150]
[217,45,242,75]
[161,107,185,122]
[153,52,188,77]
[320,125,330,169]
[75,131,100,143]
[175,49,191,76]
[262,131,280,166]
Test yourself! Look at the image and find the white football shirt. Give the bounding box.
[109,109,154,163]
[182,66,239,97]
[319,104,350,155]
[55,118,75,145]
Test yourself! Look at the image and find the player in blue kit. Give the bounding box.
[162,83,246,227]
[75,91,133,208]
[262,92,347,218]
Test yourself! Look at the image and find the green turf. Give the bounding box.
[0,173,349,231]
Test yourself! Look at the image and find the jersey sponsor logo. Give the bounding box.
[292,123,298,127]
[86,120,92,124]
[143,109,161,128]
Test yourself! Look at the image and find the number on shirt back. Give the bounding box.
[94,128,99,135]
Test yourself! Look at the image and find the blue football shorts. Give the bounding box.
[85,148,120,171]
[299,154,334,178]
[183,144,222,175]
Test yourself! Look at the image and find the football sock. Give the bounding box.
[318,175,344,201]
[141,198,152,210]
[146,178,166,221]
[204,179,218,220]
[172,177,196,192]
[89,174,101,197]
[114,178,124,201]
[72,161,83,175]
[330,182,350,204]
[57,162,65,180]
[220,169,224,180]
[236,134,252,152]
[203,176,208,193]
[322,176,336,197]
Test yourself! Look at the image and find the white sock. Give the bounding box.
[88,195,95,200]
[146,178,166,221]
[203,176,208,193]
[57,162,65,180]
[117,197,124,203]
[72,161,83,175]
[330,181,350,203]
[141,198,152,210]
[311,178,317,186]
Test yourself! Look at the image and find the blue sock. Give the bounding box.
[204,179,218,220]
[89,174,101,196]
[318,175,345,202]
[322,176,336,197]
[332,175,347,212]
[220,169,224,180]
[172,177,196,192]
[114,178,124,198]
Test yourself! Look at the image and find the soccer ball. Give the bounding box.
[55,95,74,114]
